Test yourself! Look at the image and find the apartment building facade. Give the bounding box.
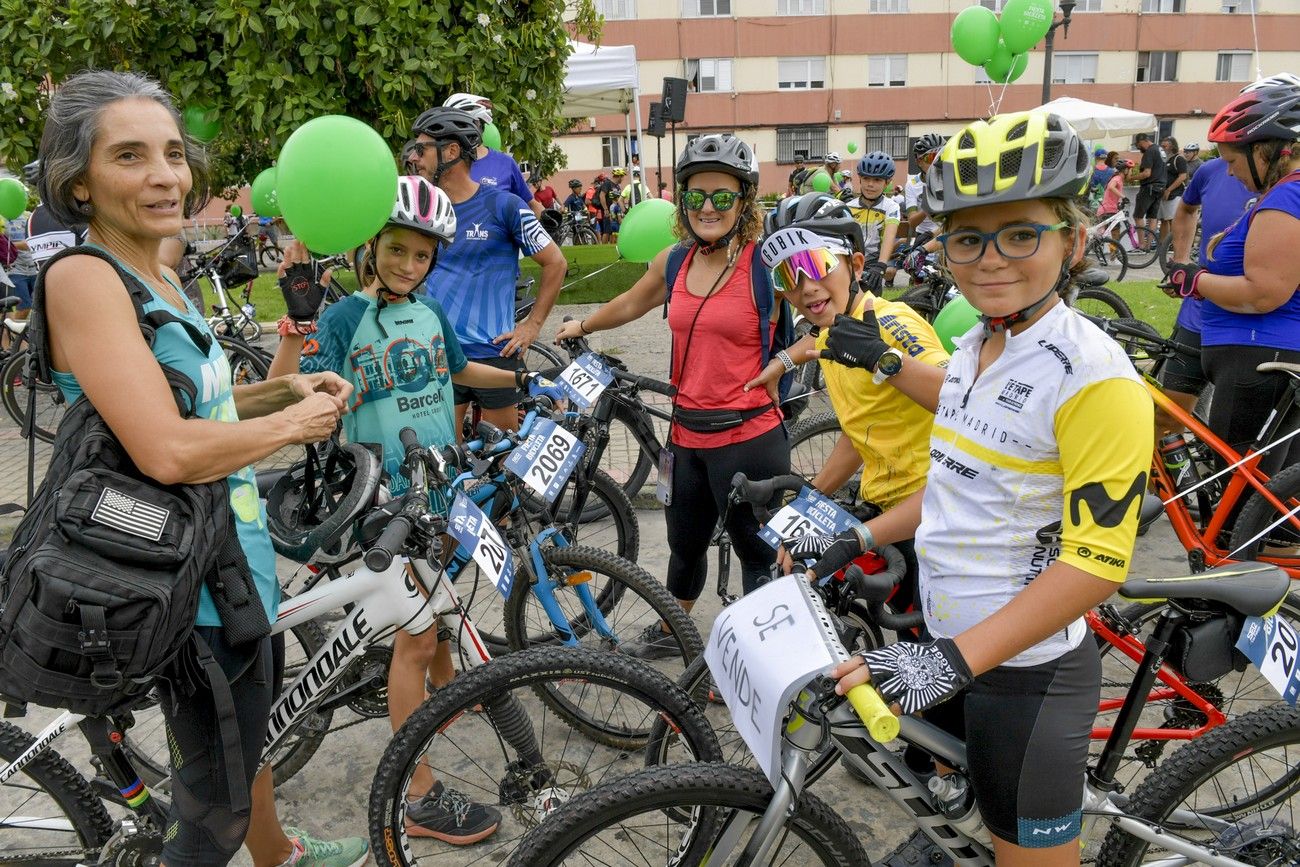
[550,0,1300,196]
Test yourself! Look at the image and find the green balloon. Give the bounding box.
[251,167,281,217]
[846,142,859,154]
[932,294,981,353]
[983,41,1029,84]
[183,105,221,143]
[277,115,398,255]
[482,121,502,151]
[999,0,1053,54]
[951,5,1002,67]
[616,199,677,263]
[229,204,243,218]
[810,171,832,193]
[0,178,27,220]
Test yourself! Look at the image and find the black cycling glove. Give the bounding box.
[278,262,327,324]
[860,638,972,715]
[859,261,887,294]
[1160,262,1206,300]
[822,309,891,372]
[783,528,865,577]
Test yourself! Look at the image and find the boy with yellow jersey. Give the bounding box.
[846,151,901,292]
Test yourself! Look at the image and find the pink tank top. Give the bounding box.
[668,242,782,448]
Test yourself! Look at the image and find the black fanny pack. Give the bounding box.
[672,404,772,433]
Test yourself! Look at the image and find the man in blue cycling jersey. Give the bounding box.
[410,106,567,435]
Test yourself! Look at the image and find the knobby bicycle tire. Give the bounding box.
[1228,461,1300,573]
[545,466,641,562]
[788,410,859,503]
[1,349,66,443]
[367,646,722,867]
[1097,704,1300,866]
[1089,237,1130,284]
[0,719,115,861]
[896,285,946,323]
[1071,286,1134,321]
[503,545,702,746]
[505,762,867,867]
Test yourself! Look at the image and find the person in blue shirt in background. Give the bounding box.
[269,176,563,846]
[442,92,543,219]
[410,107,567,435]
[564,178,585,214]
[1158,155,1253,434]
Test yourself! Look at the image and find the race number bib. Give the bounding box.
[447,494,514,598]
[1237,615,1300,706]
[758,486,861,550]
[557,352,614,409]
[504,418,586,503]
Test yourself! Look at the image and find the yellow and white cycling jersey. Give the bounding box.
[915,302,1153,667]
[847,195,900,261]
[904,175,940,237]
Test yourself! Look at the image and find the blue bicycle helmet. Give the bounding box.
[855,151,896,179]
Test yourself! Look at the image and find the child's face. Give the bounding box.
[374,227,438,294]
[857,176,887,200]
[778,251,864,329]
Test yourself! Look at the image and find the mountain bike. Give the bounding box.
[0,297,66,443]
[509,562,1300,866]
[0,423,698,861]
[1092,200,1161,270]
[180,234,262,342]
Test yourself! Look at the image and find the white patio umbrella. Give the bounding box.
[1037,96,1157,139]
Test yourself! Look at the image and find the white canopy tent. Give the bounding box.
[562,40,645,170]
[1037,96,1157,139]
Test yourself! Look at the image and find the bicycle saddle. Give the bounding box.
[1119,562,1291,618]
[1257,360,1300,381]
[0,297,20,311]
[1074,267,1111,288]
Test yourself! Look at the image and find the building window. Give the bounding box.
[979,0,1007,11]
[866,123,909,160]
[1137,51,1178,82]
[1158,119,1175,142]
[1216,51,1252,81]
[1221,0,1255,11]
[868,55,907,88]
[601,135,627,168]
[1074,0,1102,10]
[1141,0,1183,11]
[1052,53,1099,84]
[777,126,828,163]
[869,0,908,10]
[777,0,826,12]
[687,58,733,93]
[683,0,729,15]
[594,0,636,18]
[778,57,826,90]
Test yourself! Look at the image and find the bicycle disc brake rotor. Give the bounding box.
[500,759,592,828]
[1217,817,1300,866]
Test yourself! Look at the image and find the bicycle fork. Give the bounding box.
[526,530,620,647]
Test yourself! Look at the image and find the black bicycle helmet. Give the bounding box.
[675,134,760,188]
[912,133,948,162]
[568,178,582,189]
[411,107,482,155]
[266,441,383,564]
[763,193,866,255]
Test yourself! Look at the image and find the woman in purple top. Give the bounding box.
[1165,81,1300,470]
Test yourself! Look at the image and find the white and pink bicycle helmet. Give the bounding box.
[390,175,456,247]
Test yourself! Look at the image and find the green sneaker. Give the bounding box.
[282,827,370,867]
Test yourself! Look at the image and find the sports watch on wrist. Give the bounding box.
[871,348,905,385]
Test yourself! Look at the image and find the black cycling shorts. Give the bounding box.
[965,640,1100,848]
[1157,325,1206,395]
[453,354,522,410]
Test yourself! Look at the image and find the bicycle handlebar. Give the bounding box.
[364,513,414,572]
[730,472,808,507]
[611,368,676,398]
[845,684,899,743]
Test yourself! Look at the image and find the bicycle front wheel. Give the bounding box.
[505,762,868,867]
[1096,704,1300,866]
[1072,286,1134,321]
[1,350,67,442]
[367,646,721,867]
[503,546,702,744]
[1228,461,1300,573]
[0,720,114,863]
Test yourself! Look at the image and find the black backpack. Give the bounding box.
[0,246,270,718]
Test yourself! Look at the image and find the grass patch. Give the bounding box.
[1112,279,1178,335]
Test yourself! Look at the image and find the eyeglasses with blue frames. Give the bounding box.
[681,189,740,212]
[937,221,1067,265]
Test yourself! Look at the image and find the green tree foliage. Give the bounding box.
[0,0,601,188]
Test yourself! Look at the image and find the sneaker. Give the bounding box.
[405,781,501,845]
[621,622,679,661]
[281,828,369,867]
[879,829,954,867]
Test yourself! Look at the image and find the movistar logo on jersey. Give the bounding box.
[1069,474,1147,529]
[465,223,491,241]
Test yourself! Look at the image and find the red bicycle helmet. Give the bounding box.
[1208,83,1300,145]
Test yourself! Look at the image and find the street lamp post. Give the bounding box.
[1041,0,1077,104]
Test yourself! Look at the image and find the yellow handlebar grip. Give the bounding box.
[846,683,899,743]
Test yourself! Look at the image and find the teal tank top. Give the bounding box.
[50,248,279,627]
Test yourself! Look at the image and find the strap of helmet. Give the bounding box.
[978,263,1069,335]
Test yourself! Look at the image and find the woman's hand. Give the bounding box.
[553,318,588,343]
[280,392,343,444]
[289,372,353,409]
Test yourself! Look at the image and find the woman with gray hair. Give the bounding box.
[36,70,365,866]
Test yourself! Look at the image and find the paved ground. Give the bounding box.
[3,278,1195,865]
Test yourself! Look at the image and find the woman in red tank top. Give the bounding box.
[554,135,791,658]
